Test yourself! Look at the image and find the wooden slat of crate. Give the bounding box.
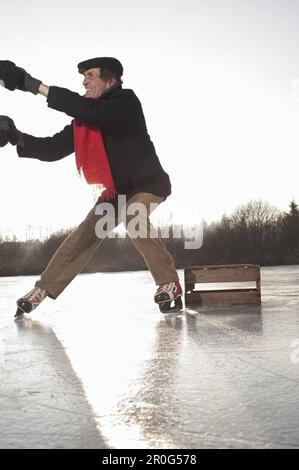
[185,264,260,284]
[184,264,261,306]
[185,289,261,306]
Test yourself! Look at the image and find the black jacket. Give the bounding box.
[17,84,171,199]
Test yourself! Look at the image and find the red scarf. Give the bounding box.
[73,120,117,201]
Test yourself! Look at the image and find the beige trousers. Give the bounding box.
[35,192,179,299]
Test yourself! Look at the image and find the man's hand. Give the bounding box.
[0,116,23,147]
[0,60,42,95]
[0,60,24,91]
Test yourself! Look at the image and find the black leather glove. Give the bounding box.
[0,60,24,91]
[0,60,42,94]
[0,116,23,147]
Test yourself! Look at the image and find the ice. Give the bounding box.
[1,267,299,448]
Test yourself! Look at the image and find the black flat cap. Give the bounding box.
[77,57,123,76]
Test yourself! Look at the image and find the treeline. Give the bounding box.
[1,199,299,276]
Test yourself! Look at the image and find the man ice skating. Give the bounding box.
[0,57,183,315]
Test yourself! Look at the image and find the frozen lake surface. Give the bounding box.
[1,266,299,449]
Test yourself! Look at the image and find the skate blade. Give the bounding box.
[14,307,25,320]
[159,296,183,314]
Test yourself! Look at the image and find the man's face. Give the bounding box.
[82,68,112,99]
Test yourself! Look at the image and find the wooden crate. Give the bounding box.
[184,264,261,306]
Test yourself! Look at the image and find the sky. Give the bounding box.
[1,0,299,239]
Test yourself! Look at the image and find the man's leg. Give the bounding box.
[35,200,118,299]
[16,199,117,314]
[121,192,182,311]
[121,192,179,285]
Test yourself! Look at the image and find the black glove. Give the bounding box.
[0,116,23,147]
[0,60,24,91]
[0,60,42,94]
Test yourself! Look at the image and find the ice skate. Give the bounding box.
[16,287,47,315]
[154,281,183,313]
